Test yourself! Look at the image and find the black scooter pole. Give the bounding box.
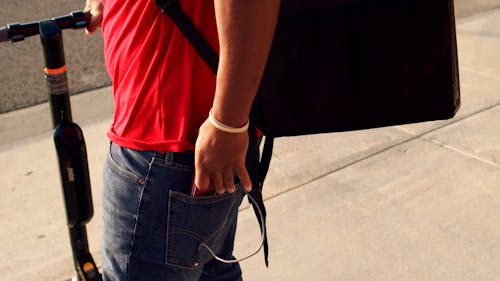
[1,11,102,281]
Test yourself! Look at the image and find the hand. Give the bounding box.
[194,119,252,194]
[83,0,103,35]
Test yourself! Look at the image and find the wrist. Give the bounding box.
[208,108,249,134]
[210,105,249,128]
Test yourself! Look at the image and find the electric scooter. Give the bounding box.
[0,11,102,281]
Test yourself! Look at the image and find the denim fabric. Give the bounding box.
[102,143,244,281]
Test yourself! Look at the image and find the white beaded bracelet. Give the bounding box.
[209,109,249,134]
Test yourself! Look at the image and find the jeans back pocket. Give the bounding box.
[166,187,244,269]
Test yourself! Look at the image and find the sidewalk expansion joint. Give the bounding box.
[461,66,500,81]
[425,137,500,170]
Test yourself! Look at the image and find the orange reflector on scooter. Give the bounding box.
[83,262,95,272]
[83,262,99,279]
[44,65,67,75]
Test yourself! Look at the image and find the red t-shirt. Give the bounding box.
[101,0,219,152]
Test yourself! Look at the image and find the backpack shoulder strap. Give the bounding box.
[258,136,274,186]
[154,0,219,73]
[250,135,274,267]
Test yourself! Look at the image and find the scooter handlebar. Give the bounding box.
[0,26,9,42]
[0,10,90,43]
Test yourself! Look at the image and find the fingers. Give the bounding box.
[194,164,245,195]
[223,168,236,193]
[197,168,236,194]
[212,173,225,194]
[194,165,210,191]
[235,162,252,192]
[84,1,103,35]
[85,10,103,35]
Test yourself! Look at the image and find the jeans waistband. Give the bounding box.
[110,142,194,167]
[152,150,195,167]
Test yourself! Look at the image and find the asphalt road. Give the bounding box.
[0,0,499,113]
[0,0,108,113]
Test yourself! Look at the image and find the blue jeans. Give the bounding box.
[102,143,245,281]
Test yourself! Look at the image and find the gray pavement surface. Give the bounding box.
[1,6,500,281]
[455,0,500,17]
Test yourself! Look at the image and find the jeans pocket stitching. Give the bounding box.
[169,188,242,205]
[165,199,204,269]
[165,189,243,269]
[126,161,156,277]
[107,148,145,182]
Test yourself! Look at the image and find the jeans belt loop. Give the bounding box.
[165,151,174,165]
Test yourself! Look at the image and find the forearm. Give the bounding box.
[212,0,281,127]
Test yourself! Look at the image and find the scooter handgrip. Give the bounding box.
[0,27,9,42]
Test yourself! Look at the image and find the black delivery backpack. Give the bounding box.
[154,0,460,266]
[255,0,460,136]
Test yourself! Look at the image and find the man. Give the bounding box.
[84,0,280,280]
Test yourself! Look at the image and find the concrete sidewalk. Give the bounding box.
[1,9,499,281]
